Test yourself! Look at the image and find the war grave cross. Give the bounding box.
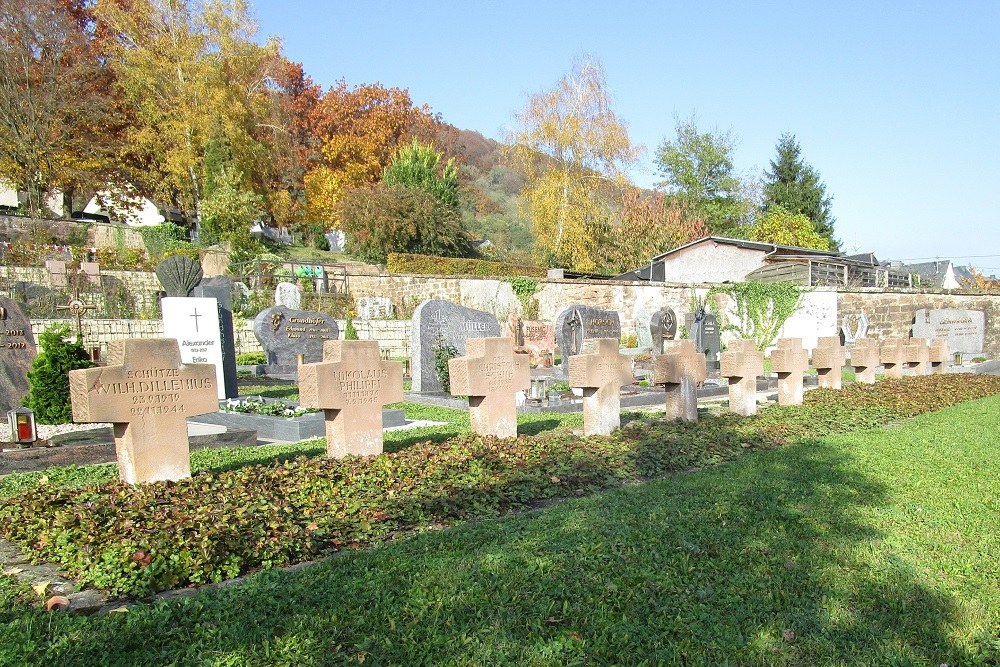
[928,339,949,374]
[69,339,218,484]
[568,337,633,435]
[652,339,707,422]
[880,339,907,379]
[771,337,810,406]
[811,336,846,390]
[298,340,404,458]
[719,339,765,416]
[850,338,880,384]
[903,337,930,376]
[449,337,530,438]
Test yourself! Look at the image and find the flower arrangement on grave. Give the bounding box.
[221,397,318,418]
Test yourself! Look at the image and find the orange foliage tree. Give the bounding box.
[604,188,707,274]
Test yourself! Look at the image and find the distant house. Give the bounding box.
[83,187,189,228]
[617,236,912,287]
[896,260,972,289]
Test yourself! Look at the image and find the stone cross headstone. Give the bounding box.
[192,276,238,398]
[162,296,232,399]
[649,307,678,355]
[298,340,404,458]
[0,297,37,414]
[811,336,846,390]
[253,306,340,371]
[850,338,880,384]
[567,338,633,436]
[928,339,949,374]
[879,339,907,379]
[771,338,809,406]
[448,337,530,438]
[841,313,869,346]
[719,339,764,416]
[410,299,500,393]
[68,338,218,484]
[554,305,621,376]
[274,282,302,310]
[911,308,985,356]
[903,337,930,376]
[652,340,707,422]
[521,321,556,366]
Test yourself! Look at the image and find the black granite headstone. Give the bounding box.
[410,299,500,392]
[253,306,339,372]
[554,304,621,375]
[691,310,721,369]
[650,307,677,354]
[193,277,238,398]
[0,297,38,414]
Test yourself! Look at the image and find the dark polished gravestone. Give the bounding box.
[192,276,239,398]
[411,299,500,392]
[689,309,721,369]
[650,307,678,354]
[0,297,37,414]
[253,306,340,372]
[554,304,621,376]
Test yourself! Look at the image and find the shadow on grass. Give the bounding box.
[2,428,976,666]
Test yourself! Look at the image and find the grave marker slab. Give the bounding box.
[690,311,721,368]
[903,337,930,376]
[719,339,764,416]
[635,309,653,350]
[653,340,707,422]
[298,340,404,458]
[811,336,846,390]
[45,260,67,288]
[411,300,500,392]
[356,296,393,320]
[911,309,985,355]
[162,297,230,399]
[880,339,907,379]
[448,337,529,438]
[928,339,949,374]
[0,297,37,414]
[568,338,633,435]
[650,307,678,354]
[555,305,621,375]
[253,306,339,370]
[192,276,238,398]
[521,321,555,365]
[68,339,217,484]
[850,339,880,384]
[771,338,809,406]
[274,282,302,310]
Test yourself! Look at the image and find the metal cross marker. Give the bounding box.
[190,307,201,332]
[56,287,97,339]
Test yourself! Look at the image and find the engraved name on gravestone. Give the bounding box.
[910,309,985,355]
[162,297,230,399]
[192,276,238,398]
[410,299,500,392]
[691,311,721,368]
[650,307,678,354]
[554,305,621,375]
[253,306,340,369]
[521,321,556,363]
[0,297,37,414]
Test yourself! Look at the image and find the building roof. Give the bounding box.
[901,260,952,287]
[648,236,842,263]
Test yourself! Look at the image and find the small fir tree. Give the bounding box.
[24,324,95,424]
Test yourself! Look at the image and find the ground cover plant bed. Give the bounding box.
[2,375,998,603]
[2,388,999,664]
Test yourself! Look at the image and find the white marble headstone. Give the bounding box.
[275,282,302,310]
[161,297,227,399]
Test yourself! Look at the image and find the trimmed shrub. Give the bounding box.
[23,324,95,424]
[387,252,547,278]
[236,352,266,366]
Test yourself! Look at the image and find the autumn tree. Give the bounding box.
[0,0,118,214]
[656,116,747,235]
[604,188,707,273]
[505,56,639,272]
[744,204,830,250]
[763,133,837,248]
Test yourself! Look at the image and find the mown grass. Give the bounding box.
[1,393,998,665]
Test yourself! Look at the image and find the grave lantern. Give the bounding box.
[7,407,36,445]
[529,376,547,401]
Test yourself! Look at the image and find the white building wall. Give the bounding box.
[660,242,766,283]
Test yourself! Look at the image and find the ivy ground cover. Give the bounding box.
[1,378,999,664]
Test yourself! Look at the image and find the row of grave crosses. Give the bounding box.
[68,334,950,486]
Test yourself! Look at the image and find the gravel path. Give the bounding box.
[0,421,110,444]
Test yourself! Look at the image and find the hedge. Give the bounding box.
[386,252,547,278]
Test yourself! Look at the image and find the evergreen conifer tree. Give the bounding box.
[763,134,838,249]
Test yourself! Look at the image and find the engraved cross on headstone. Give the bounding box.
[771,337,809,406]
[719,339,764,416]
[568,337,633,435]
[298,340,404,458]
[811,336,846,390]
[189,307,202,333]
[652,339,707,422]
[449,337,530,438]
[68,339,218,484]
[850,338,880,384]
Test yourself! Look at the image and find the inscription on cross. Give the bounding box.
[811,336,846,390]
[449,337,530,438]
[771,338,809,406]
[68,339,218,484]
[880,339,907,379]
[850,338,880,384]
[652,340,707,422]
[298,340,404,458]
[903,337,930,376]
[719,339,764,416]
[568,337,633,435]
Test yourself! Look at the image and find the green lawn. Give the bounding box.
[2,393,998,665]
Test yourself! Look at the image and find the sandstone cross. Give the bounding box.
[850,338,880,384]
[298,340,404,458]
[652,339,706,422]
[719,339,764,416]
[568,337,633,435]
[771,338,810,406]
[449,337,530,438]
[69,338,218,484]
[903,337,930,376]
[880,339,907,379]
[928,339,949,374]
[811,336,846,390]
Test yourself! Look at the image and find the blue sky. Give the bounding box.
[251,1,999,271]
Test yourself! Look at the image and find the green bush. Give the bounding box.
[433,337,459,394]
[387,252,547,278]
[236,352,266,366]
[23,325,95,424]
[344,316,359,340]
